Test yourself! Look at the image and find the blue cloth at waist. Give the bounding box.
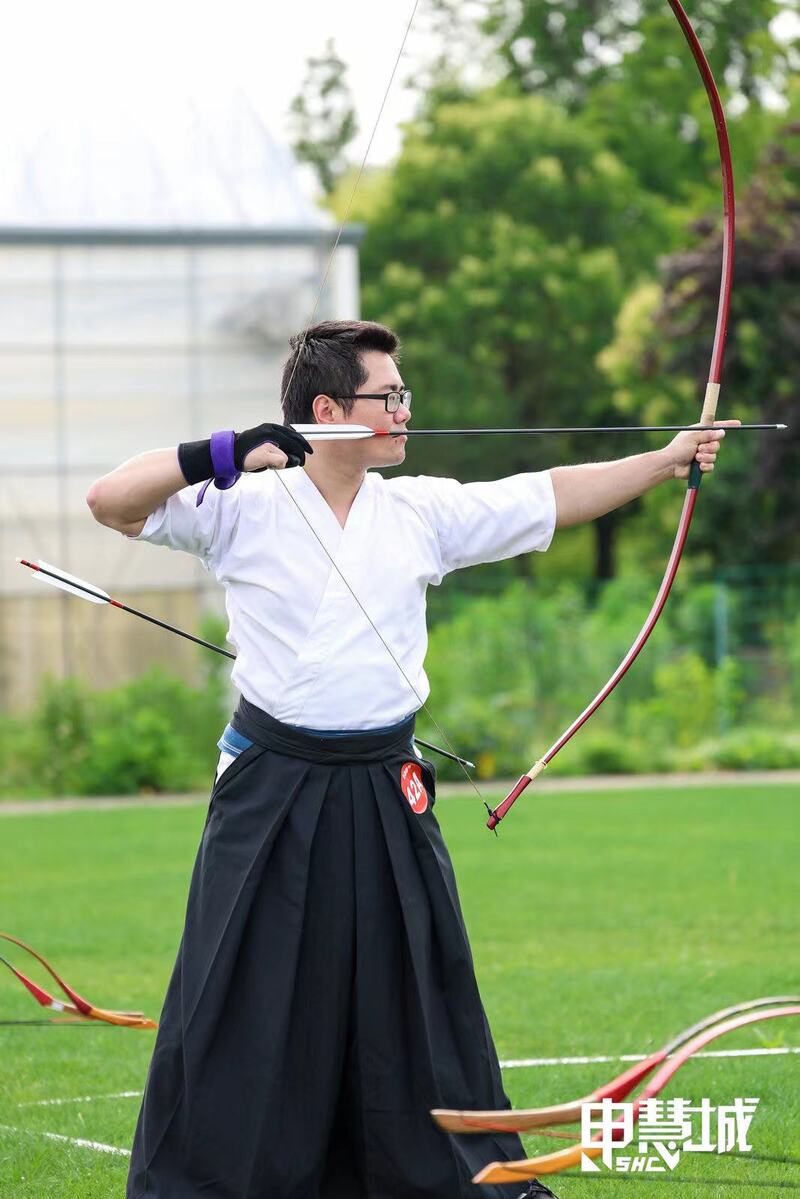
[217,724,255,755]
[217,717,413,755]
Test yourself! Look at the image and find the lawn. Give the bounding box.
[0,781,798,1197]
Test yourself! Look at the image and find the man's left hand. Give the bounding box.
[662,419,741,479]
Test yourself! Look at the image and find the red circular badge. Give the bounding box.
[400,761,428,814]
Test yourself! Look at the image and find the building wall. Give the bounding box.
[0,232,361,712]
[0,587,221,712]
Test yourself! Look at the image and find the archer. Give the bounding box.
[86,318,733,1199]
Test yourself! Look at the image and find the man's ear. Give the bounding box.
[311,393,344,424]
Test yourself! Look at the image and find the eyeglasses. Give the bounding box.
[330,389,412,413]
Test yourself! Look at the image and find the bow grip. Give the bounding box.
[486,774,532,830]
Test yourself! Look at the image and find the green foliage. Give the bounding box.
[420,578,794,780]
[777,612,800,710]
[351,6,798,582]
[553,730,648,777]
[687,729,800,772]
[599,115,800,570]
[355,87,672,494]
[627,653,744,750]
[1,578,794,798]
[70,670,223,796]
[196,612,231,693]
[479,0,791,117]
[33,676,92,794]
[288,39,358,196]
[0,663,228,799]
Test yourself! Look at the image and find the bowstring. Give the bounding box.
[277,474,489,812]
[280,0,420,403]
[275,0,490,815]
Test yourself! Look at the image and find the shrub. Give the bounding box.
[625,652,743,749]
[0,660,228,799]
[547,730,647,777]
[686,730,800,772]
[418,579,791,781]
[1,581,793,797]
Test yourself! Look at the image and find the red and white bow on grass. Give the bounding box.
[464,1004,800,1182]
[0,932,157,1029]
[432,994,800,1135]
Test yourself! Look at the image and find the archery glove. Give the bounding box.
[178,423,313,485]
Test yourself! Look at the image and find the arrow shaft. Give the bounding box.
[414,737,474,769]
[18,559,236,661]
[17,561,471,766]
[110,600,236,660]
[388,424,783,436]
[292,424,785,438]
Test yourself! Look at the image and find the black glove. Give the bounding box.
[178,423,313,486]
[232,423,313,472]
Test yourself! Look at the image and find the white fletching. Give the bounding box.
[291,423,377,441]
[31,560,110,604]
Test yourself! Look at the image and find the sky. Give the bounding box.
[0,0,429,186]
[2,0,797,220]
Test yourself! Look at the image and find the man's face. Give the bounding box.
[322,349,410,468]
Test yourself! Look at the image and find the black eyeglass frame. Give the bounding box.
[329,389,412,413]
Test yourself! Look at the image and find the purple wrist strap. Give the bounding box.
[196,430,241,507]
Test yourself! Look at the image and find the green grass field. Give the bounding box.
[0,781,798,1197]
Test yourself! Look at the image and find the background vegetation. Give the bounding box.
[330,0,799,578]
[5,2,798,799]
[1,575,798,798]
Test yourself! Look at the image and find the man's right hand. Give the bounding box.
[178,424,314,488]
[235,423,313,473]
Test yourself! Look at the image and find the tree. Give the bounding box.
[423,1,793,199]
[346,4,798,578]
[289,39,358,197]
[600,118,800,569]
[481,0,795,112]
[351,88,674,578]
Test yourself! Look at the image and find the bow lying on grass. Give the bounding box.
[432,994,800,1135]
[0,933,157,1029]
[431,1002,800,1183]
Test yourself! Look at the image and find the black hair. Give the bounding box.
[281,319,400,423]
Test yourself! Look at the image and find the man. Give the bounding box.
[87,319,730,1199]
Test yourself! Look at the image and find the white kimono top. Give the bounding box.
[128,467,556,731]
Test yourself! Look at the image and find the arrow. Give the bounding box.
[291,423,787,439]
[18,558,239,659]
[15,559,474,770]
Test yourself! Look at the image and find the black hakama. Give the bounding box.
[127,699,536,1198]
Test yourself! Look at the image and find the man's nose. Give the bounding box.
[393,402,411,422]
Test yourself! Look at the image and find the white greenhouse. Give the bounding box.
[0,98,362,711]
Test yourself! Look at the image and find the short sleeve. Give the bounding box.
[390,471,556,577]
[125,480,243,568]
